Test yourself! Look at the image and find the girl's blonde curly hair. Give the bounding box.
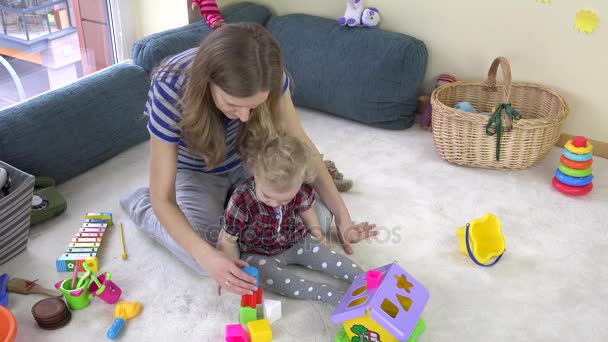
[243,133,317,191]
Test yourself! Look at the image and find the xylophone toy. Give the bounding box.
[56,212,113,273]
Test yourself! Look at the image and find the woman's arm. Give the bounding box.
[149,137,256,294]
[277,89,377,254]
[217,229,239,258]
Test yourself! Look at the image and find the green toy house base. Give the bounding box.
[335,318,426,342]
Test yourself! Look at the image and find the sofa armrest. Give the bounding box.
[0,63,150,184]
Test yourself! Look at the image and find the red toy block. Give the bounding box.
[241,293,256,308]
[241,286,263,308]
[225,324,249,342]
[255,286,263,304]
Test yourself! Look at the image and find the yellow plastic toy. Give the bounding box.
[247,319,272,342]
[456,213,505,266]
[565,139,593,155]
[107,301,142,340]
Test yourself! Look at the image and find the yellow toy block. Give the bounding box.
[247,319,272,342]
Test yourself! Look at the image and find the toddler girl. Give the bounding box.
[217,134,363,305]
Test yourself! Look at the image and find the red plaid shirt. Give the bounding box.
[223,177,315,255]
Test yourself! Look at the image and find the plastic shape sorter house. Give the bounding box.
[331,262,429,342]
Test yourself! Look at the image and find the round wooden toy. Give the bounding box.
[31,298,71,330]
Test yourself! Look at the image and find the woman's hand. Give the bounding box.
[198,250,258,296]
[335,214,378,255]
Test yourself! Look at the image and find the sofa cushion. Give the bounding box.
[132,2,273,74]
[0,63,150,184]
[267,14,428,129]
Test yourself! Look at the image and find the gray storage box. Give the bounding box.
[0,161,34,265]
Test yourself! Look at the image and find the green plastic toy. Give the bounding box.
[30,176,67,225]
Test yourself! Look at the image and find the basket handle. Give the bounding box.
[483,57,522,161]
[483,57,512,103]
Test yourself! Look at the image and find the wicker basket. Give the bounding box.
[431,57,569,170]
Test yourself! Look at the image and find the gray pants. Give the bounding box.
[242,235,363,305]
[119,167,334,275]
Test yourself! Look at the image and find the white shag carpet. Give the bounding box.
[2,108,607,342]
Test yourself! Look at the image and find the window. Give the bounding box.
[0,0,130,110]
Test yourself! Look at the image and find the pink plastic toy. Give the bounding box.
[83,262,122,304]
[365,270,382,289]
[89,272,122,304]
[225,323,249,342]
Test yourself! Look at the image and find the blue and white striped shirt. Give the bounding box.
[145,48,289,174]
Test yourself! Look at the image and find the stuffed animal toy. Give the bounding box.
[338,0,363,27]
[419,73,457,131]
[191,0,224,29]
[454,101,477,113]
[324,160,353,192]
[339,0,381,28]
[361,7,381,28]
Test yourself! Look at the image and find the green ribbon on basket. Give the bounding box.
[485,103,522,161]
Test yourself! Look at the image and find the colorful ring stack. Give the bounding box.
[553,136,594,196]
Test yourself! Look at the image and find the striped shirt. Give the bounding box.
[145,48,290,174]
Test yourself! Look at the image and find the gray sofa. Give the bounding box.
[0,2,427,185]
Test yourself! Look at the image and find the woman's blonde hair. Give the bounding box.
[178,23,285,169]
[245,133,317,191]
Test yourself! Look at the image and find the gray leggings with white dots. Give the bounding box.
[241,235,364,305]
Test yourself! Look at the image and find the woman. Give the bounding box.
[120,23,377,296]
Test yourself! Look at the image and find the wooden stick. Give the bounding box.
[119,222,128,260]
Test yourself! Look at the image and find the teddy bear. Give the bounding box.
[338,0,381,28]
[324,160,353,192]
[191,0,224,29]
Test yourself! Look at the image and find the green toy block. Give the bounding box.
[240,306,257,326]
[335,327,348,342]
[406,318,426,342]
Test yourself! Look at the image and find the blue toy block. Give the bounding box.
[242,266,259,287]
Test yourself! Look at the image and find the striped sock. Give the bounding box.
[193,0,224,29]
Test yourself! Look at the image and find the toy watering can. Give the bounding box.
[83,263,121,304]
[55,276,92,310]
[456,213,506,267]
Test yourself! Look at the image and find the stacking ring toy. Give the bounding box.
[563,149,592,162]
[555,169,593,186]
[565,140,593,155]
[552,177,593,196]
[557,163,593,178]
[560,155,592,169]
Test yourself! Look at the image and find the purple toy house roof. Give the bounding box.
[331,262,429,341]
